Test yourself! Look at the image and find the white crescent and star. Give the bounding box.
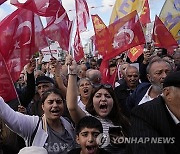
[17,21,32,45]
[17,0,28,4]
[154,24,164,35]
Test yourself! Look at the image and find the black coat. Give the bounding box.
[127,96,180,154]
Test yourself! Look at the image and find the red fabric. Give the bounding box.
[0,8,47,82]
[0,53,17,102]
[73,28,84,62]
[152,16,178,50]
[139,0,151,27]
[99,60,117,87]
[100,11,145,61]
[75,0,90,32]
[91,15,109,56]
[10,0,62,17]
[44,7,72,51]
[128,45,143,62]
[0,0,6,5]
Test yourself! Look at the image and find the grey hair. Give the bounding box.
[146,58,172,74]
[77,77,92,87]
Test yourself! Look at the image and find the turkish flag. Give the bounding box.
[0,52,17,102]
[10,0,62,17]
[73,28,84,62]
[102,11,145,61]
[0,0,6,5]
[152,15,178,51]
[44,6,73,51]
[75,0,90,32]
[91,15,109,56]
[0,8,47,82]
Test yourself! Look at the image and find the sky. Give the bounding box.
[0,0,165,45]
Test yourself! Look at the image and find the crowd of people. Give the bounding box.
[0,45,180,154]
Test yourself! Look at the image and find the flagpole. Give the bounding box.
[159,0,166,17]
[68,19,75,55]
[1,53,21,105]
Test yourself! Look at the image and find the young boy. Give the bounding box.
[68,116,111,154]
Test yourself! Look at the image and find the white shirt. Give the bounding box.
[77,95,86,112]
[166,105,180,125]
[138,86,154,105]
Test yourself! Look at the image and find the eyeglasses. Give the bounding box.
[93,83,113,89]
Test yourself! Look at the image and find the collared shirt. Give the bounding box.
[138,86,153,105]
[166,104,180,125]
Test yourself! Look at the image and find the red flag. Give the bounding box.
[75,0,90,32]
[128,45,143,62]
[139,0,151,27]
[0,0,6,5]
[152,15,178,50]
[100,11,145,61]
[91,15,109,56]
[0,53,17,102]
[99,60,117,87]
[10,0,62,17]
[0,8,47,82]
[44,7,73,51]
[73,28,84,62]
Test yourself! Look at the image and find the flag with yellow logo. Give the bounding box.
[159,0,180,41]
[110,0,145,24]
[91,15,109,56]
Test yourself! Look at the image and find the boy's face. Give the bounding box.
[76,127,101,154]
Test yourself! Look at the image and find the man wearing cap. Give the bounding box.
[28,76,55,116]
[127,71,180,154]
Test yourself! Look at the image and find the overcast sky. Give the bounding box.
[0,0,165,45]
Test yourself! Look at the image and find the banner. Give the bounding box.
[152,15,178,50]
[0,8,47,82]
[139,0,150,26]
[159,0,180,41]
[75,0,90,32]
[73,28,84,62]
[101,11,145,61]
[128,45,143,62]
[110,0,145,24]
[91,15,109,56]
[44,7,73,51]
[10,0,62,17]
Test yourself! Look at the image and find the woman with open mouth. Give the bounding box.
[77,78,93,112]
[0,88,76,154]
[66,55,130,154]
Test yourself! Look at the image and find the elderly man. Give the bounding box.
[127,71,180,154]
[127,58,172,110]
[114,65,140,116]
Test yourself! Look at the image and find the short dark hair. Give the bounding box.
[76,116,103,134]
[41,88,64,104]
